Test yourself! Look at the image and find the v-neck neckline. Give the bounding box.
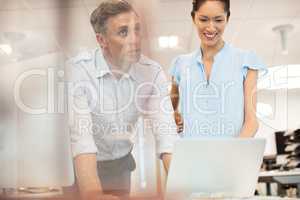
[196,42,227,86]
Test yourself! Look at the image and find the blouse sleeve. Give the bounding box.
[242,51,268,79]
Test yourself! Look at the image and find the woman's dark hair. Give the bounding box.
[191,0,230,20]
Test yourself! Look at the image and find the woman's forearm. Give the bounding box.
[239,119,259,138]
[170,80,179,111]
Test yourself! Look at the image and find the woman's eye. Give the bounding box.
[199,18,208,22]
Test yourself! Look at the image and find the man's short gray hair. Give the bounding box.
[90,0,134,34]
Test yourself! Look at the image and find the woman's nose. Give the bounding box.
[207,20,217,31]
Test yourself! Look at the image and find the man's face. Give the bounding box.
[98,11,142,67]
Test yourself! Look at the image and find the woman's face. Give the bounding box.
[193,0,228,48]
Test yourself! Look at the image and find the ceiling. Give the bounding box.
[0,0,299,70]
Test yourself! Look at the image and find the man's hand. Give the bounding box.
[74,154,115,200]
[174,111,183,133]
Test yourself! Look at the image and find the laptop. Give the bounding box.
[165,138,266,200]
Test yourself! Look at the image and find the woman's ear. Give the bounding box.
[96,33,107,49]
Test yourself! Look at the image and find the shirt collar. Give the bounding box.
[94,48,111,78]
[94,48,137,81]
[195,42,228,64]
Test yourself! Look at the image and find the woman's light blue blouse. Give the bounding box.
[170,43,268,137]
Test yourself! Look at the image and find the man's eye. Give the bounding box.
[119,29,128,37]
[215,19,224,23]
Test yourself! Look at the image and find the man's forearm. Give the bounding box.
[74,154,103,199]
[161,153,172,173]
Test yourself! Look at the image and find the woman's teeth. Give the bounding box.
[204,33,217,39]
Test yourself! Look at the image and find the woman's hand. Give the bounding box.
[174,111,184,133]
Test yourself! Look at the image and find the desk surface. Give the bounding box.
[218,198,299,200]
[1,196,299,200]
[260,169,300,177]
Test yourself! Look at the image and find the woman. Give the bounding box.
[170,0,267,138]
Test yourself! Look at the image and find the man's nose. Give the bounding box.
[127,30,140,45]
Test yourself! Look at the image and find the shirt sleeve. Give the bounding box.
[66,60,98,158]
[242,50,268,79]
[143,69,179,159]
[169,56,181,85]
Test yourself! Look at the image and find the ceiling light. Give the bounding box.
[0,44,13,55]
[168,36,178,48]
[159,36,169,48]
[158,36,179,49]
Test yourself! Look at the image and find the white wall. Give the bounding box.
[256,89,300,156]
[0,53,74,188]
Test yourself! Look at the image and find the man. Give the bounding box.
[67,0,178,199]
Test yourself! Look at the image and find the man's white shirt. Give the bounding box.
[66,48,178,161]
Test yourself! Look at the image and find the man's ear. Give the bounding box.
[96,33,107,49]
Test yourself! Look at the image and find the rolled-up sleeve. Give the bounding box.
[66,61,98,158]
[143,69,179,158]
